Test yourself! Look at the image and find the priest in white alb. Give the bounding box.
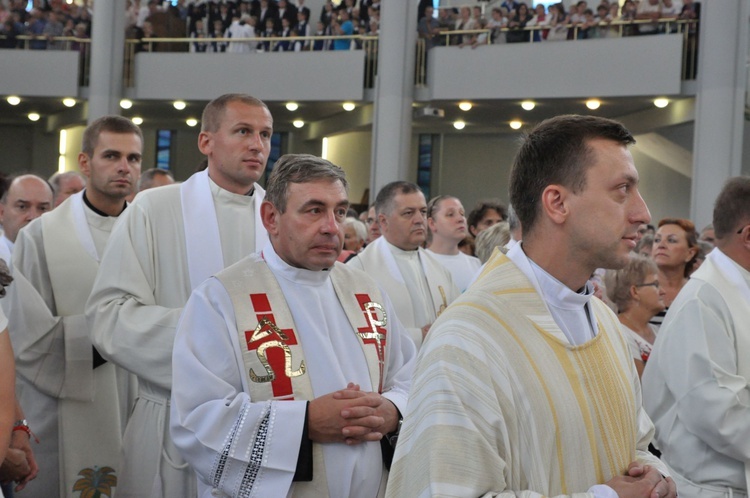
[3,116,143,497]
[85,94,274,497]
[170,154,415,497]
[348,181,458,349]
[386,115,676,498]
[643,176,750,498]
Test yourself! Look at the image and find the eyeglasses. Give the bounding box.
[636,281,660,289]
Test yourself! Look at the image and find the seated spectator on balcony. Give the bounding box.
[274,16,293,51]
[259,16,277,51]
[136,20,158,52]
[635,0,660,35]
[226,14,256,53]
[528,4,549,41]
[43,10,64,49]
[294,9,311,51]
[320,0,334,27]
[313,20,330,50]
[472,5,484,23]
[331,10,353,50]
[506,2,532,43]
[418,5,441,50]
[486,8,507,43]
[589,4,610,38]
[189,18,208,53]
[659,0,679,33]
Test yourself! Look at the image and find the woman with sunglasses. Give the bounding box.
[606,256,666,379]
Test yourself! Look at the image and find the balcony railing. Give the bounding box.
[1,18,697,94]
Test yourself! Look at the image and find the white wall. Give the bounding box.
[325,131,372,207]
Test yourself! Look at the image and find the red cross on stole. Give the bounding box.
[354,293,387,393]
[245,293,306,400]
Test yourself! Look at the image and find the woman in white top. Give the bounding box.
[605,255,665,379]
[426,195,481,292]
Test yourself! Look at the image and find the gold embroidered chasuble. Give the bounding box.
[215,252,391,497]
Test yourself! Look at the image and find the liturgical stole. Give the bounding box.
[216,253,390,497]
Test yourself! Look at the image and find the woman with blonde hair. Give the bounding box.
[606,255,665,378]
[426,195,481,292]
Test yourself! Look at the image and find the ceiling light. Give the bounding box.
[28,113,40,122]
[119,99,133,109]
[293,119,305,128]
[453,120,466,130]
[186,118,198,127]
[509,120,522,130]
[521,100,535,111]
[62,98,76,107]
[586,99,601,110]
[286,102,299,111]
[458,102,472,112]
[132,117,143,125]
[342,102,356,112]
[7,96,20,106]
[654,98,669,108]
[173,100,187,110]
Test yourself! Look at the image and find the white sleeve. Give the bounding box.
[379,291,417,415]
[170,277,308,496]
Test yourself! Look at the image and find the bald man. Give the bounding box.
[0,175,54,265]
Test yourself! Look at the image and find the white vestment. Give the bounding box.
[0,305,5,498]
[86,171,269,498]
[2,192,124,497]
[348,236,459,348]
[425,249,482,292]
[0,235,12,266]
[643,248,750,498]
[170,244,415,498]
[386,250,666,497]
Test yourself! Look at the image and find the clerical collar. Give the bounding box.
[385,239,420,258]
[82,190,127,217]
[206,173,255,196]
[262,243,331,286]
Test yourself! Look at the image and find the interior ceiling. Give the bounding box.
[0,94,674,134]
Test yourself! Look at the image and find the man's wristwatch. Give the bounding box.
[386,417,403,447]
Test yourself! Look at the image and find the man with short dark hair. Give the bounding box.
[387,115,674,498]
[3,115,142,497]
[87,93,272,497]
[349,181,458,348]
[644,176,750,498]
[170,154,415,497]
[0,175,54,265]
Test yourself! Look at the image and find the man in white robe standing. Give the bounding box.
[86,93,273,497]
[0,174,54,265]
[170,154,415,497]
[387,115,676,498]
[3,116,143,497]
[643,176,750,498]
[348,181,458,348]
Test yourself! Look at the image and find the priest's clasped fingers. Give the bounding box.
[308,389,385,445]
[606,463,675,498]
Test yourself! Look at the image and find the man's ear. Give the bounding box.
[261,201,278,235]
[78,152,91,178]
[377,212,388,232]
[540,184,570,225]
[197,131,212,156]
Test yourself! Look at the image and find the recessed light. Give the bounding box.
[173,100,187,110]
[509,120,522,130]
[186,118,198,127]
[453,120,466,130]
[28,113,41,122]
[521,101,535,111]
[120,99,133,109]
[132,117,143,125]
[286,102,299,111]
[62,98,76,107]
[458,102,472,112]
[7,96,20,106]
[342,102,356,112]
[654,98,669,108]
[586,99,601,110]
[293,119,305,128]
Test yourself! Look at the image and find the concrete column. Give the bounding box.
[369,0,418,199]
[690,0,748,228]
[87,0,126,121]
